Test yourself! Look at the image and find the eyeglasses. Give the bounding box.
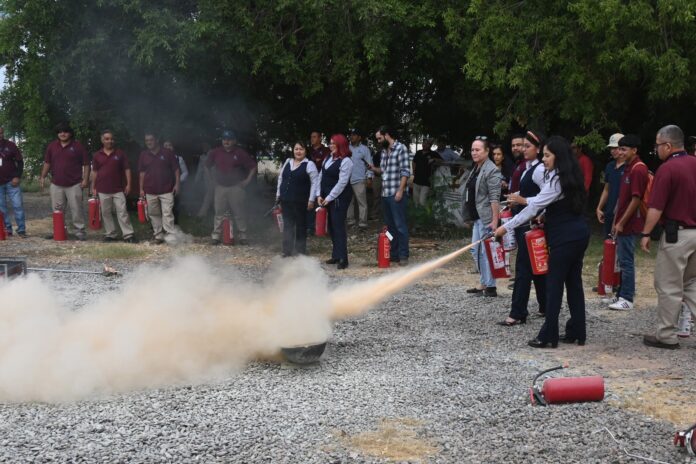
[654,142,669,150]
[475,136,488,141]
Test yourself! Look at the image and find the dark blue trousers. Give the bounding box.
[280,200,307,255]
[536,236,589,344]
[328,194,351,260]
[509,227,547,321]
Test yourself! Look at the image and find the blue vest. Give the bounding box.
[320,158,351,201]
[279,161,311,203]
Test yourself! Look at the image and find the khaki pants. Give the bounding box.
[412,184,430,207]
[653,229,696,344]
[347,181,368,227]
[50,183,85,233]
[146,192,176,240]
[98,192,134,239]
[212,185,247,240]
[368,177,382,220]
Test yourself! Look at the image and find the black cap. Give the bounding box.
[348,128,363,137]
[618,134,641,148]
[221,129,236,140]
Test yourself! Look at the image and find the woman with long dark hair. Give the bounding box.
[317,134,353,269]
[494,136,589,347]
[276,141,319,256]
[490,144,514,200]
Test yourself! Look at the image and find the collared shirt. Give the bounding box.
[44,139,89,187]
[309,145,330,171]
[648,151,696,226]
[316,156,353,202]
[615,156,648,235]
[503,169,562,231]
[520,159,545,190]
[349,143,372,184]
[206,146,257,187]
[92,148,130,194]
[380,141,411,197]
[138,148,179,195]
[276,158,319,202]
[0,139,23,184]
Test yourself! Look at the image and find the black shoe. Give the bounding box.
[210,238,221,246]
[123,236,138,243]
[325,258,339,264]
[397,259,409,267]
[643,335,680,350]
[103,236,117,242]
[281,252,291,258]
[560,335,586,346]
[528,338,558,348]
[44,234,55,240]
[337,259,349,270]
[466,287,484,294]
[474,287,497,298]
[18,231,27,238]
[496,317,526,326]
[152,238,165,245]
[238,239,249,246]
[75,233,87,241]
[390,257,400,263]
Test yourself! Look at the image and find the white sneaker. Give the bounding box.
[601,296,618,305]
[609,297,634,311]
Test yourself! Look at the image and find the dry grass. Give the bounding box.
[609,379,696,428]
[339,418,439,463]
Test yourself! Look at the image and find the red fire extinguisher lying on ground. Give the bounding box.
[88,196,101,230]
[675,422,696,456]
[0,211,6,240]
[525,227,548,275]
[137,197,148,223]
[530,364,604,406]
[222,215,234,245]
[484,237,510,279]
[601,236,620,294]
[315,206,328,237]
[377,226,392,268]
[53,210,67,241]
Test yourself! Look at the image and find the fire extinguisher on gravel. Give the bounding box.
[315,206,328,237]
[525,226,549,275]
[675,422,696,456]
[52,209,67,241]
[377,226,392,268]
[222,215,234,245]
[137,197,148,223]
[484,237,510,279]
[530,364,605,406]
[88,196,101,230]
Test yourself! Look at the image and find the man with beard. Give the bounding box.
[507,133,526,193]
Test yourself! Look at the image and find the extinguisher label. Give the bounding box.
[531,238,548,273]
[385,231,393,241]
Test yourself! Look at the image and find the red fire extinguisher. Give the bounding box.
[484,238,510,278]
[137,197,148,223]
[601,237,620,293]
[530,364,604,406]
[597,261,606,296]
[88,196,101,230]
[272,205,284,233]
[675,422,696,456]
[53,210,67,241]
[525,227,548,275]
[223,215,234,245]
[315,206,328,237]
[500,208,516,251]
[0,211,6,240]
[377,226,392,268]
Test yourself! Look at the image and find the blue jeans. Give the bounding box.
[471,219,495,288]
[617,234,638,302]
[0,182,25,234]
[381,194,409,259]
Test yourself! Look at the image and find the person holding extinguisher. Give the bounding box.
[495,136,589,348]
[497,130,547,326]
[276,141,319,257]
[316,134,353,269]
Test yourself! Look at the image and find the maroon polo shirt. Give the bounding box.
[44,139,89,187]
[93,149,130,194]
[508,158,525,193]
[309,145,330,171]
[648,152,696,227]
[615,156,649,235]
[206,146,257,187]
[138,148,179,195]
[0,139,22,184]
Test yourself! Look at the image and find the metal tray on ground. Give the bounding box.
[0,257,27,280]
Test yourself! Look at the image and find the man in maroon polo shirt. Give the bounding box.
[138,132,180,244]
[40,122,90,240]
[91,129,136,243]
[206,130,256,245]
[640,125,696,349]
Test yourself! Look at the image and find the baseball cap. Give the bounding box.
[221,129,236,140]
[348,128,363,137]
[618,134,641,148]
[607,133,624,148]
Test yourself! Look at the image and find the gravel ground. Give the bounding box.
[0,194,694,463]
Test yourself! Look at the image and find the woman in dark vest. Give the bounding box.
[276,141,319,256]
[497,130,547,326]
[317,134,354,269]
[494,136,589,348]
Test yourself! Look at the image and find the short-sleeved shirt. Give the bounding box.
[0,139,22,184]
[138,148,179,195]
[615,156,649,235]
[603,160,625,217]
[206,146,257,187]
[44,139,89,187]
[92,149,130,194]
[648,151,696,227]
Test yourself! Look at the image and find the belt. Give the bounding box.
[679,225,696,230]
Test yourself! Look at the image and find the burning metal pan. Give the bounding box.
[280,342,327,364]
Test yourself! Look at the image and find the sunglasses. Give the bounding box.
[475,136,488,141]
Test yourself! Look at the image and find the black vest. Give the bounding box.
[320,158,351,201]
[545,195,589,248]
[513,161,543,215]
[279,160,311,203]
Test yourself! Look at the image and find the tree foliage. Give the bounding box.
[1,0,695,171]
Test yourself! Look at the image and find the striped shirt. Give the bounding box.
[380,141,411,197]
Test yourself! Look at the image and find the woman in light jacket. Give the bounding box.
[464,137,502,297]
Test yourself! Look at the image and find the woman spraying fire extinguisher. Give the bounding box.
[316,134,353,269]
[494,136,589,348]
[276,141,319,257]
